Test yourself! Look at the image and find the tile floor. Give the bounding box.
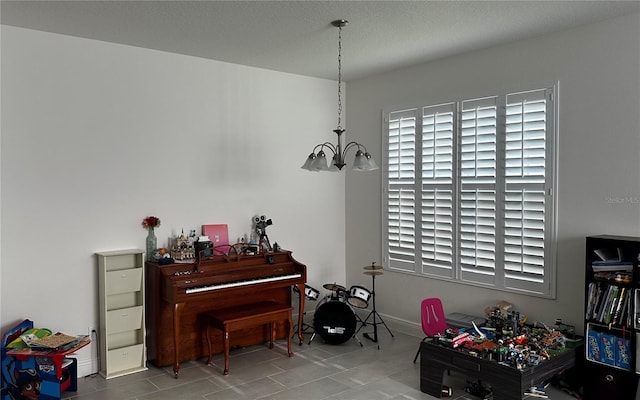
[63,326,581,400]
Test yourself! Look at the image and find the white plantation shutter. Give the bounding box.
[386,109,417,271]
[502,89,552,293]
[383,84,556,297]
[459,98,498,284]
[421,104,455,277]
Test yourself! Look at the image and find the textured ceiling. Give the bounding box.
[2,1,639,81]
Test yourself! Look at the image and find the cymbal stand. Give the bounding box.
[355,270,394,349]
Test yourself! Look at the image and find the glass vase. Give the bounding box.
[146,227,157,261]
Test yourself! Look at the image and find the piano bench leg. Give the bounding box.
[206,324,213,365]
[223,329,230,375]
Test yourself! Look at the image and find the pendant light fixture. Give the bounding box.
[301,20,378,172]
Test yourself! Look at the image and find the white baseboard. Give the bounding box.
[77,357,98,377]
[73,340,99,377]
[299,307,423,338]
[351,309,423,338]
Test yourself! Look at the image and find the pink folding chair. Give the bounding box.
[413,297,449,363]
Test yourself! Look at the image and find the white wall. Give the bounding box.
[0,26,347,375]
[346,13,640,336]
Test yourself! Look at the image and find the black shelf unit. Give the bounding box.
[584,235,640,399]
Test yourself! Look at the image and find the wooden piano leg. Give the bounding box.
[287,309,293,357]
[173,302,184,378]
[295,283,305,345]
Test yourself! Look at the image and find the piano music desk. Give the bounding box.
[202,301,293,375]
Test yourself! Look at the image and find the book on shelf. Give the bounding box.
[610,287,626,326]
[586,282,597,319]
[586,282,632,327]
[587,282,605,320]
[595,284,610,322]
[603,286,619,324]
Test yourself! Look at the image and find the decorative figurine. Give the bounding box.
[170,230,195,261]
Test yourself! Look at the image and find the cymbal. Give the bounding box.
[363,264,383,270]
[364,271,384,276]
[323,283,346,291]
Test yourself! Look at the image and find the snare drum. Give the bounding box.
[293,284,320,301]
[304,285,320,301]
[347,285,371,309]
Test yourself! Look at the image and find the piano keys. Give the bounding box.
[185,273,302,294]
[145,250,306,377]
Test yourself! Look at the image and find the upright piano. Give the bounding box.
[145,250,307,376]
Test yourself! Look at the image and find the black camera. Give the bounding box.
[254,215,273,251]
[254,215,272,230]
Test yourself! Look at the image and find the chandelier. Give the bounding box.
[301,20,378,172]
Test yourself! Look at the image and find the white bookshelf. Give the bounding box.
[96,249,147,379]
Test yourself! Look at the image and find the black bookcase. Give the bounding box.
[584,235,640,399]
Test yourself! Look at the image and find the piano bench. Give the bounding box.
[201,301,294,375]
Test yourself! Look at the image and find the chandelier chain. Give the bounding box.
[337,24,343,130]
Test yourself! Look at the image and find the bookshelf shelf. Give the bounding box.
[584,235,640,399]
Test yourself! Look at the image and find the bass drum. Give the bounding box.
[313,299,356,345]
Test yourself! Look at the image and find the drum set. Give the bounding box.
[293,263,393,348]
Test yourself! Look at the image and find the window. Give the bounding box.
[384,84,557,297]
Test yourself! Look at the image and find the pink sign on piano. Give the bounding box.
[202,224,230,255]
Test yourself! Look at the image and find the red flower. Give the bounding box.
[142,216,161,228]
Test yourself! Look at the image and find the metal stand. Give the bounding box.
[352,311,365,347]
[307,330,317,345]
[292,312,315,342]
[292,289,315,345]
[355,265,394,349]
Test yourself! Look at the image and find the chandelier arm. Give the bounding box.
[341,141,363,156]
[319,142,338,155]
[356,144,370,153]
